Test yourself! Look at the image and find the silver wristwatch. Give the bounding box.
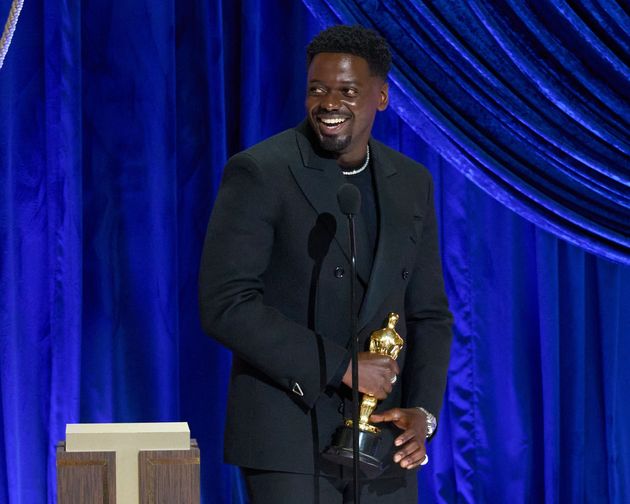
[416,407,437,438]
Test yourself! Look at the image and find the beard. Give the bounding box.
[318,134,352,153]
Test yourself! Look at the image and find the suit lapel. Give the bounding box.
[289,124,369,284]
[358,142,408,330]
[289,123,409,321]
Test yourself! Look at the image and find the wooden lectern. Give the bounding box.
[56,422,200,503]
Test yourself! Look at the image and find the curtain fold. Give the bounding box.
[369,107,630,502]
[302,0,630,264]
[1,1,83,502]
[43,2,83,502]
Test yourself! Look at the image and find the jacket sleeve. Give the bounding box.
[198,152,349,410]
[401,172,453,420]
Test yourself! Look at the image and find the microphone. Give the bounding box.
[337,182,362,504]
[337,183,361,216]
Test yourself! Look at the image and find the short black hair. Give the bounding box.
[306,25,392,79]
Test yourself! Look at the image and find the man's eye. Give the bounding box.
[309,87,325,95]
[343,88,358,97]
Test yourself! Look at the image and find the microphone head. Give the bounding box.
[337,183,362,216]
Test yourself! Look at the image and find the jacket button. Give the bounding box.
[402,269,409,280]
[334,266,345,278]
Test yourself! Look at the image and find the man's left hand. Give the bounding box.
[370,408,428,470]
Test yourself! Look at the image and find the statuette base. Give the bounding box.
[323,426,384,478]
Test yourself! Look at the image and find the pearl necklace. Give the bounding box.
[341,146,370,176]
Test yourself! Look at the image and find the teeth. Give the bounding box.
[320,117,347,125]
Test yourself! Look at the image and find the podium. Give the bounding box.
[56,422,200,503]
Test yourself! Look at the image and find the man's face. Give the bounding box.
[306,52,388,162]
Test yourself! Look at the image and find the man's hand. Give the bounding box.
[370,408,428,469]
[341,352,399,399]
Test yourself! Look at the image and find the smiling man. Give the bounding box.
[199,25,453,503]
[306,50,388,163]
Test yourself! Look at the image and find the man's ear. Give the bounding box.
[378,82,389,111]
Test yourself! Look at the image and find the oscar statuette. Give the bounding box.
[323,312,404,477]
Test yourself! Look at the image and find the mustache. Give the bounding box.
[315,111,352,119]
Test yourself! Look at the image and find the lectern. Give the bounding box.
[56,422,200,503]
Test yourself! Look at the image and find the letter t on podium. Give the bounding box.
[59,422,197,503]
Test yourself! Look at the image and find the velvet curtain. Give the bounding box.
[304,0,630,264]
[0,0,629,503]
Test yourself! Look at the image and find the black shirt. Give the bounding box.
[343,159,379,283]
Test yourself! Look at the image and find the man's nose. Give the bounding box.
[322,93,341,110]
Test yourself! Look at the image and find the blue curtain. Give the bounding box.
[0,1,320,502]
[304,0,630,265]
[0,1,629,503]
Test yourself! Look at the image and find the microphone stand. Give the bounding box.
[336,182,362,504]
[347,210,361,504]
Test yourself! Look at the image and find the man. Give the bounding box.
[199,25,452,503]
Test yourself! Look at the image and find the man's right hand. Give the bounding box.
[341,352,399,399]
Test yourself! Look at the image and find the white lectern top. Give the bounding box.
[65,422,191,503]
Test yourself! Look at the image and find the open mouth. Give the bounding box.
[316,115,350,135]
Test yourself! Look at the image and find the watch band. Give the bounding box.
[416,407,437,438]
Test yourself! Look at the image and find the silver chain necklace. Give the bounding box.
[341,145,370,176]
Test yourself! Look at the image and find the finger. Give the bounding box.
[374,356,399,376]
[404,455,427,470]
[390,360,400,376]
[358,378,388,399]
[394,428,419,447]
[376,374,392,396]
[373,380,391,400]
[384,379,393,395]
[399,448,426,469]
[394,439,422,464]
[394,442,426,469]
[372,389,387,400]
[370,408,402,423]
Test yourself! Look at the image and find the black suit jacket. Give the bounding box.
[199,122,453,477]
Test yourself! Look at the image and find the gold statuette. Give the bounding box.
[323,312,403,477]
[345,312,403,433]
